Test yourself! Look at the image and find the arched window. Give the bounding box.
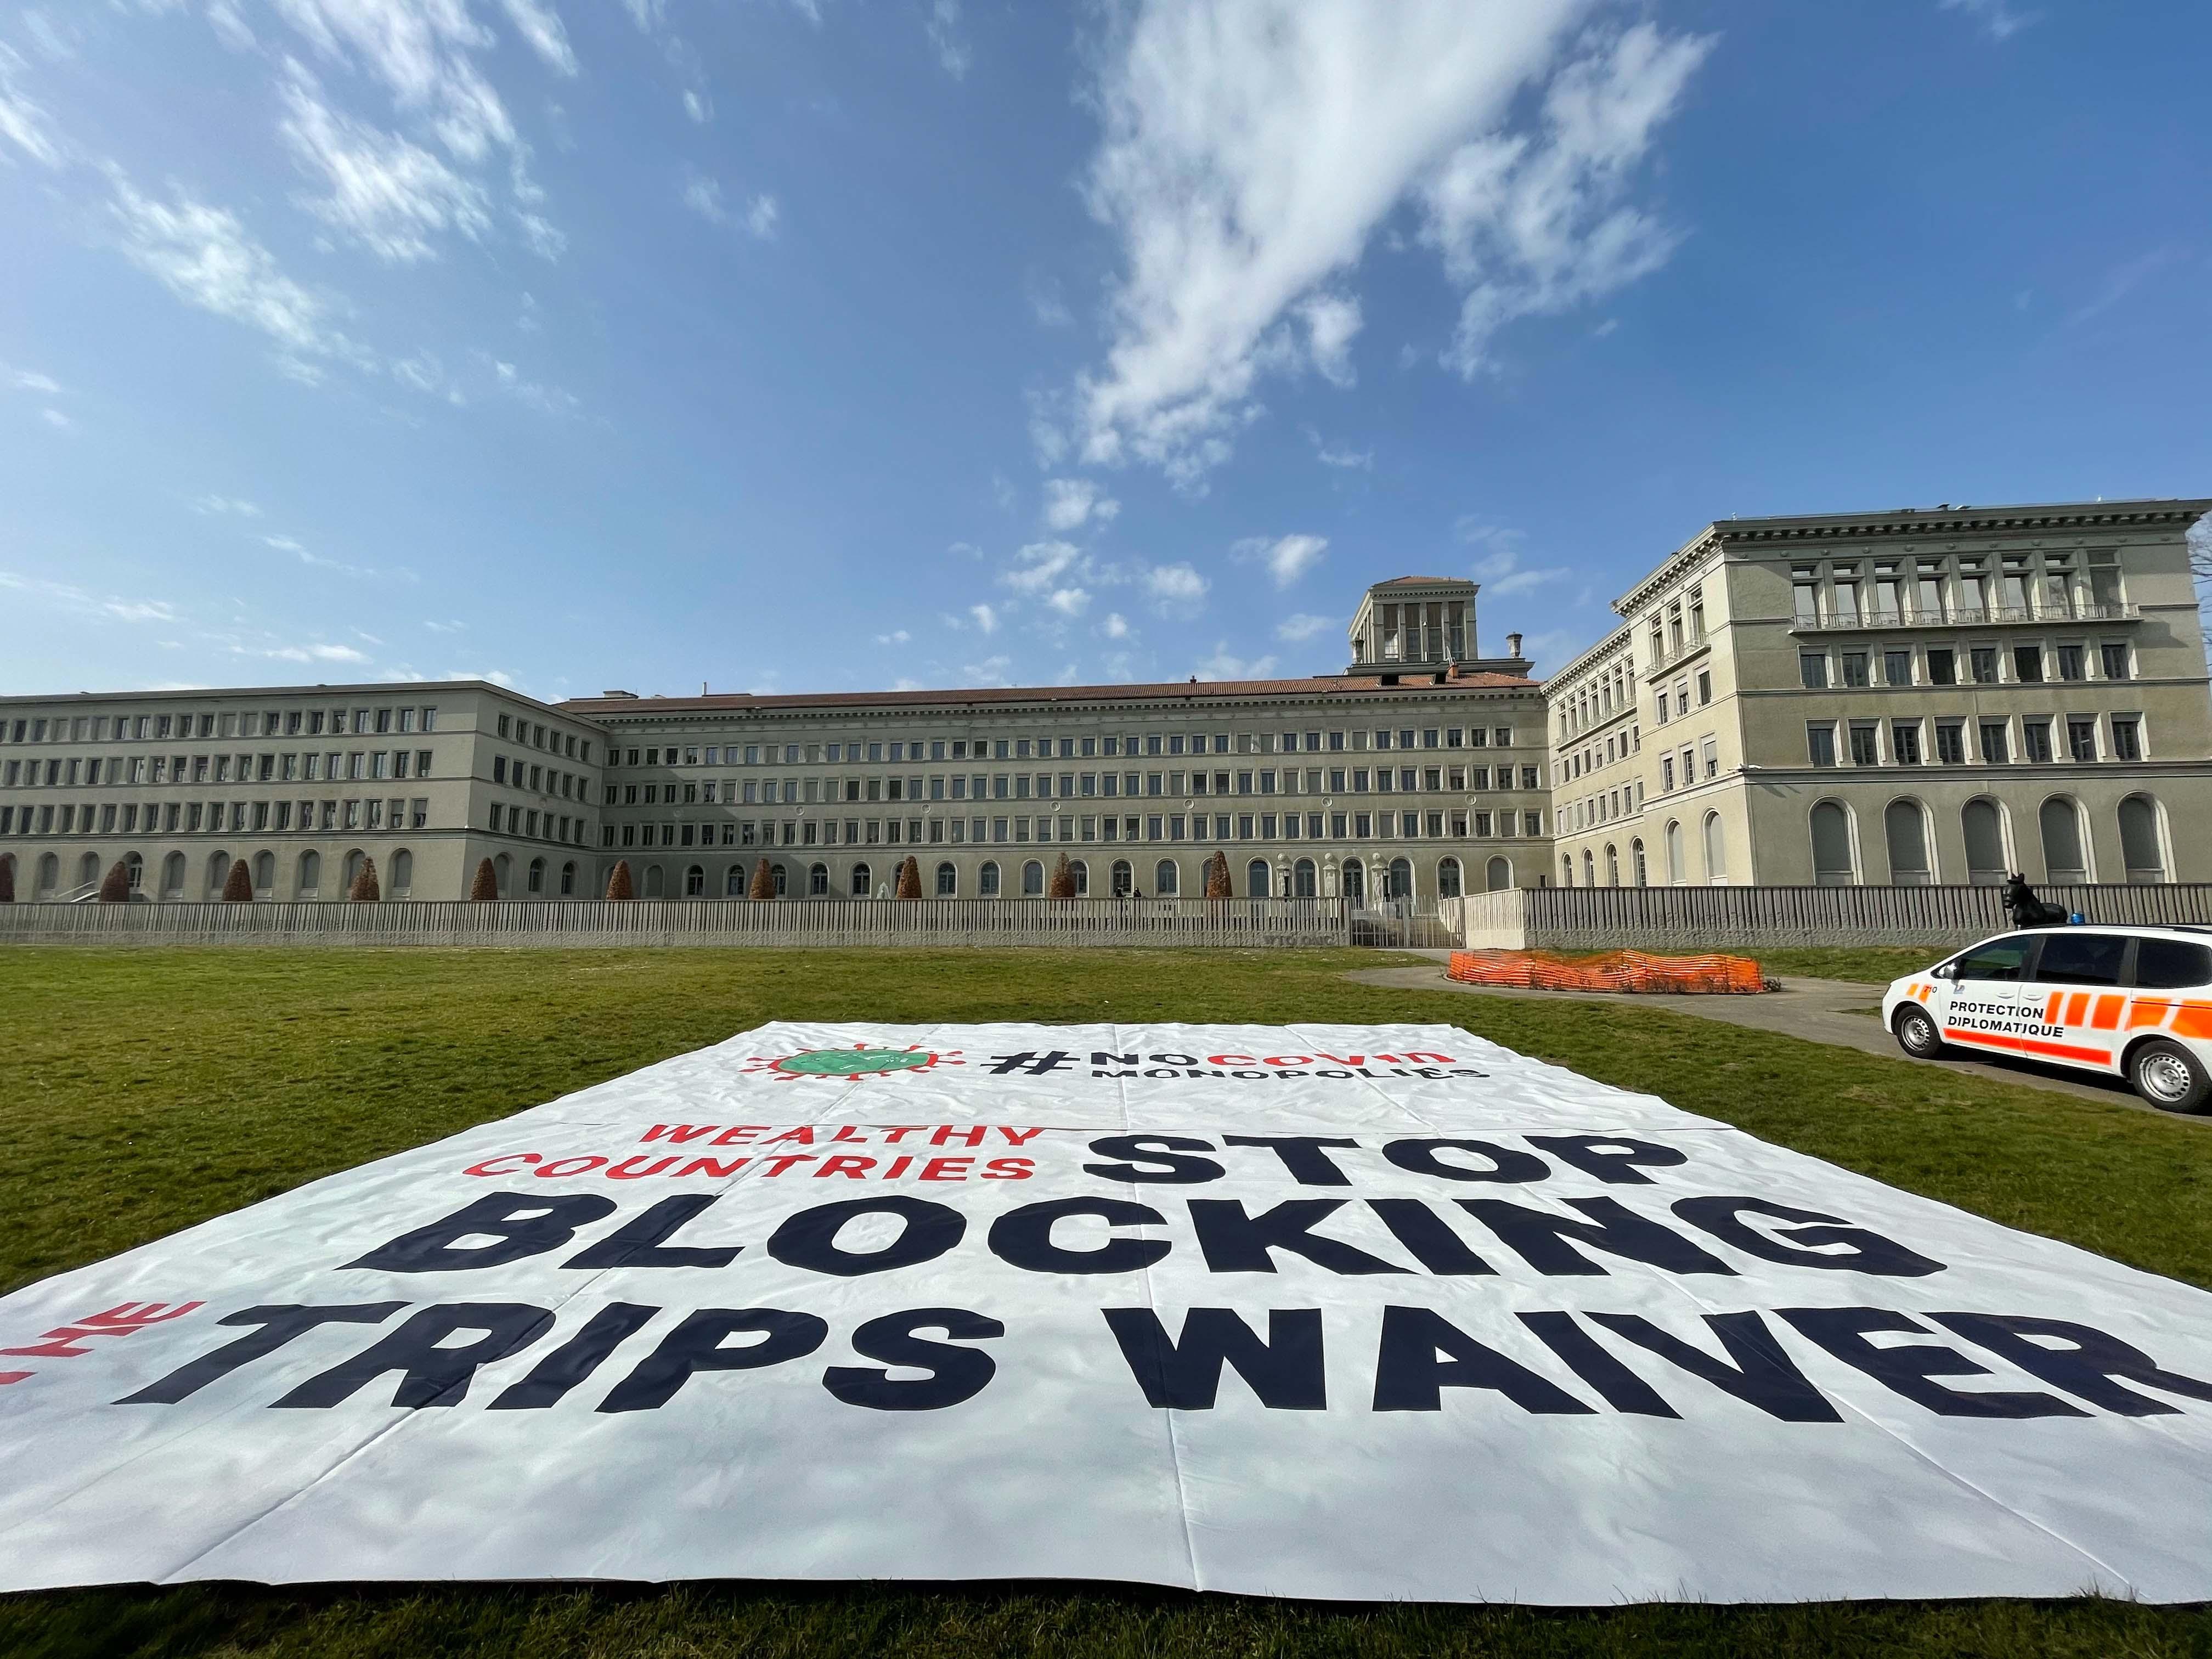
[1022,859,1045,896]
[1702,811,1728,884]
[1435,856,1461,899]
[163,850,188,899]
[1155,859,1180,896]
[2119,794,2168,883]
[1070,859,1089,896]
[1664,820,1684,885]
[979,861,1001,897]
[1561,854,1575,887]
[850,862,872,899]
[124,852,144,893]
[1113,859,1135,898]
[342,849,364,894]
[394,850,416,896]
[1884,800,1932,886]
[531,857,550,895]
[555,859,572,897]
[642,862,663,899]
[808,863,828,896]
[683,864,704,898]
[79,851,100,889]
[1630,839,1647,887]
[206,851,230,895]
[1485,855,1511,892]
[38,852,61,898]
[1581,849,1595,887]
[935,861,957,896]
[296,849,320,898]
[1295,857,1318,898]
[1604,844,1620,887]
[1245,858,1269,899]
[2038,796,2089,885]
[728,864,748,898]
[1387,857,1413,900]
[1962,797,2007,885]
[1342,859,1364,901]
[1810,800,1855,885]
[770,862,788,897]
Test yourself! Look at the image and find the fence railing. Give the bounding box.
[1454,883,2212,952]
[0,896,1355,950]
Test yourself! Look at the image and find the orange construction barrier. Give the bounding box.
[1447,949,1768,995]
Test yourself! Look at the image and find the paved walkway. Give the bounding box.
[1344,956,2191,1117]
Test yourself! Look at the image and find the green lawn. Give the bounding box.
[1751,945,1955,984]
[3,945,2209,1658]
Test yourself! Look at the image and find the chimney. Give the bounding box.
[1505,632,1523,659]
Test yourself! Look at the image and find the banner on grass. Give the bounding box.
[4,1022,2211,1604]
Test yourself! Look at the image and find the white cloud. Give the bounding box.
[875,628,912,645]
[1046,586,1091,617]
[513,209,565,261]
[1276,612,1333,642]
[1144,562,1209,614]
[239,641,374,665]
[1100,612,1131,640]
[745,193,781,240]
[682,174,729,224]
[1194,643,1278,681]
[1940,0,2038,40]
[0,43,65,168]
[269,0,519,163]
[1457,518,1566,597]
[1231,532,1327,589]
[1068,2,1709,482]
[960,654,1013,686]
[106,172,361,370]
[104,599,178,623]
[926,0,972,78]
[496,0,579,75]
[969,602,1000,634]
[1311,437,1373,470]
[392,349,464,403]
[1002,539,1084,595]
[9,368,61,394]
[193,495,262,517]
[1028,276,1072,328]
[486,356,580,415]
[39,407,71,430]
[684,89,711,123]
[262,533,416,583]
[1420,22,1713,377]
[425,618,466,633]
[447,667,517,687]
[1040,478,1120,533]
[207,3,256,50]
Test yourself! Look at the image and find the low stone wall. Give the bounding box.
[1454,883,2212,952]
[0,896,1353,949]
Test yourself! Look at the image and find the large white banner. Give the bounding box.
[5,1022,2212,1603]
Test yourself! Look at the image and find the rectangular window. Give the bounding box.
[2112,715,2142,761]
[1840,651,1870,687]
[1883,649,1912,686]
[2057,644,2084,681]
[2024,720,2054,764]
[1805,726,1836,768]
[1927,647,1956,685]
[1799,652,1827,689]
[1936,721,1965,765]
[1891,721,1922,765]
[2101,642,2131,680]
[1979,720,2009,764]
[1969,647,1998,684]
[1849,723,1880,766]
[2067,718,2098,762]
[2014,645,2043,682]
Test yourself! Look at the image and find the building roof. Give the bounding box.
[1369,575,1465,587]
[558,668,1539,720]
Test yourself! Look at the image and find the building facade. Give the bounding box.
[1549,498,2212,888]
[4,496,2207,906]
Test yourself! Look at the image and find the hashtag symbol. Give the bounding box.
[984,1050,1077,1076]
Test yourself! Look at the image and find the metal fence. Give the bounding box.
[0,896,1355,949]
[1455,883,2212,952]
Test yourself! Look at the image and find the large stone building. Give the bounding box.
[3,495,2206,905]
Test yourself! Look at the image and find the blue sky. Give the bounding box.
[2,0,2207,702]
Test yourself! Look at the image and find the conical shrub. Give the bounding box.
[748,857,775,901]
[470,857,498,901]
[222,859,252,902]
[348,856,381,902]
[605,859,634,901]
[895,855,921,899]
[1048,853,1076,899]
[1204,849,1232,899]
[98,859,132,903]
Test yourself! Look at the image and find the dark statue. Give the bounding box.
[2002,873,2071,928]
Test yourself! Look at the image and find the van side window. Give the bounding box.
[2135,939,2212,992]
[2034,932,2129,988]
[1954,935,2037,983]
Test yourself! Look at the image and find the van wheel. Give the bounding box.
[2130,1040,2212,1113]
[1894,1005,1949,1059]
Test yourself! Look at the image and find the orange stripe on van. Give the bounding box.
[1946,1029,2113,1066]
[2127,1000,2176,1030]
[2172,1005,2212,1041]
[2091,995,2124,1030]
[2043,992,2062,1024]
[2064,992,2091,1027]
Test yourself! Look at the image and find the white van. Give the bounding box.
[1883,926,2212,1112]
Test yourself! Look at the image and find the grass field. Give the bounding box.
[3,944,2209,1658]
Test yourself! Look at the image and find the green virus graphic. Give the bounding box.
[742,1045,962,1081]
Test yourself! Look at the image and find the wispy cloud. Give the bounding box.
[1233,533,1327,589]
[1305,427,1374,470]
[278,61,492,264]
[1276,612,1334,643]
[969,602,1000,634]
[193,494,262,517]
[1041,478,1120,533]
[2068,249,2178,328]
[1144,562,1209,616]
[0,43,65,168]
[926,0,972,79]
[875,628,912,645]
[1194,643,1277,681]
[262,533,418,584]
[1939,0,2039,40]
[39,407,71,431]
[9,367,61,394]
[744,193,781,240]
[1457,516,1565,597]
